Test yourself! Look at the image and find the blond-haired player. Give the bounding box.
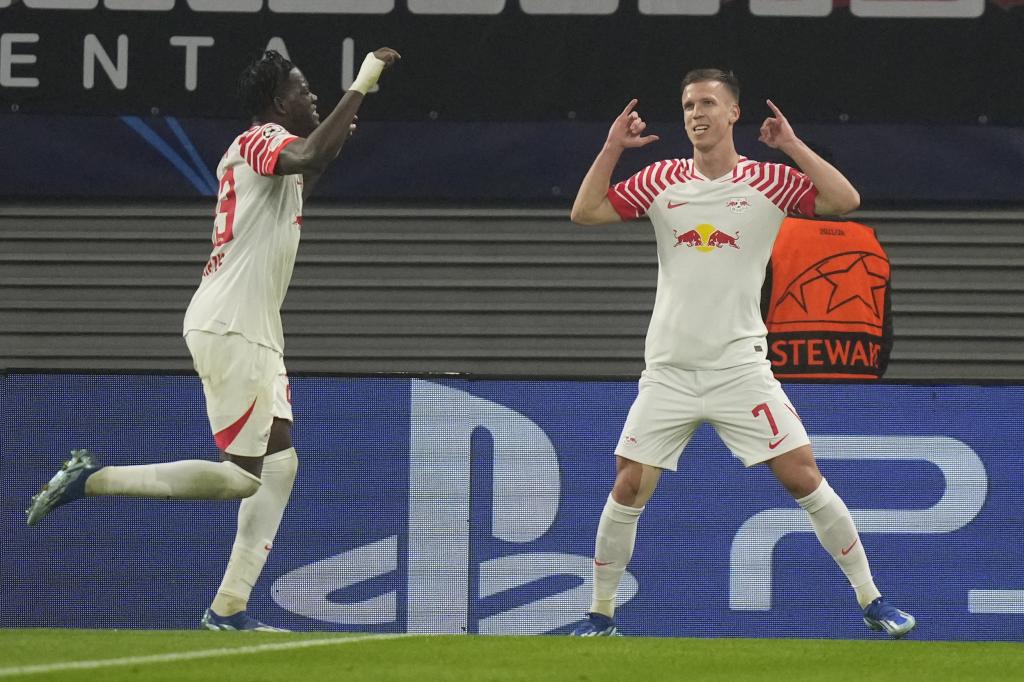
[569,69,915,639]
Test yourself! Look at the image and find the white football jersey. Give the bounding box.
[608,157,817,370]
[183,123,303,353]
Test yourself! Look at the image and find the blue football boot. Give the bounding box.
[863,597,916,638]
[201,608,289,632]
[570,612,621,637]
[26,449,97,526]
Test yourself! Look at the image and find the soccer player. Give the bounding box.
[568,69,915,638]
[25,47,401,631]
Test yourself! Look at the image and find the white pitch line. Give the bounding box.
[0,633,413,678]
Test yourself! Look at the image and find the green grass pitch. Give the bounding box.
[1,630,1022,681]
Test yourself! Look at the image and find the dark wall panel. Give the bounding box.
[1,205,1022,380]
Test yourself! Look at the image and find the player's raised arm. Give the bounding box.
[571,99,660,225]
[758,99,860,216]
[276,47,401,179]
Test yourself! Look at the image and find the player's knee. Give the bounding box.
[611,456,661,507]
[611,465,646,506]
[267,446,298,472]
[220,460,262,498]
[611,477,640,506]
[768,445,821,499]
[239,478,261,498]
[778,464,822,499]
[264,447,298,487]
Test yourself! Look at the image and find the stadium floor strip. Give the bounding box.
[0,633,412,678]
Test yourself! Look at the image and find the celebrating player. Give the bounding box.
[26,47,401,631]
[568,69,915,638]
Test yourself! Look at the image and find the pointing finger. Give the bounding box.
[766,99,784,118]
[620,99,639,118]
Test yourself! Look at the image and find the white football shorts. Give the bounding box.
[616,361,809,470]
[185,330,293,457]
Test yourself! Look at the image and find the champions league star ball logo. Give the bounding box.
[773,251,889,321]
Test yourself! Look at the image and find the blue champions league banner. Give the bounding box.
[2,116,1023,204]
[2,2,1023,204]
[1,373,1022,641]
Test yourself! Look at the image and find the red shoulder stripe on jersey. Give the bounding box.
[776,171,806,210]
[679,159,697,182]
[623,173,648,208]
[618,172,649,212]
[607,186,642,220]
[242,130,270,170]
[778,167,815,213]
[625,172,652,210]
[660,159,682,190]
[775,180,799,210]
[653,161,670,193]
[237,126,259,157]
[739,161,818,215]
[750,163,767,187]
[255,140,276,175]
[632,166,655,206]
[729,158,753,182]
[770,171,795,206]
[609,159,693,220]
[266,136,298,176]
[247,138,270,169]
[752,162,777,194]
[644,165,660,197]
[254,130,279,175]
[752,163,782,202]
[765,168,793,203]
[792,184,818,216]
[641,161,664,198]
[239,124,299,177]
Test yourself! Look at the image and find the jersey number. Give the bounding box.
[213,168,237,246]
[751,402,780,435]
[752,402,801,436]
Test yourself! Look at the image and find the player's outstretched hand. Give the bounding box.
[373,48,402,68]
[349,48,399,95]
[758,99,799,150]
[607,99,660,150]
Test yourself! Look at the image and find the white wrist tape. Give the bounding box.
[349,53,386,95]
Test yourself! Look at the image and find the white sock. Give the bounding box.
[797,479,881,608]
[591,493,644,618]
[211,448,298,615]
[85,460,260,499]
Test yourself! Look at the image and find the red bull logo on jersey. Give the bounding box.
[727,197,752,214]
[673,224,741,253]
